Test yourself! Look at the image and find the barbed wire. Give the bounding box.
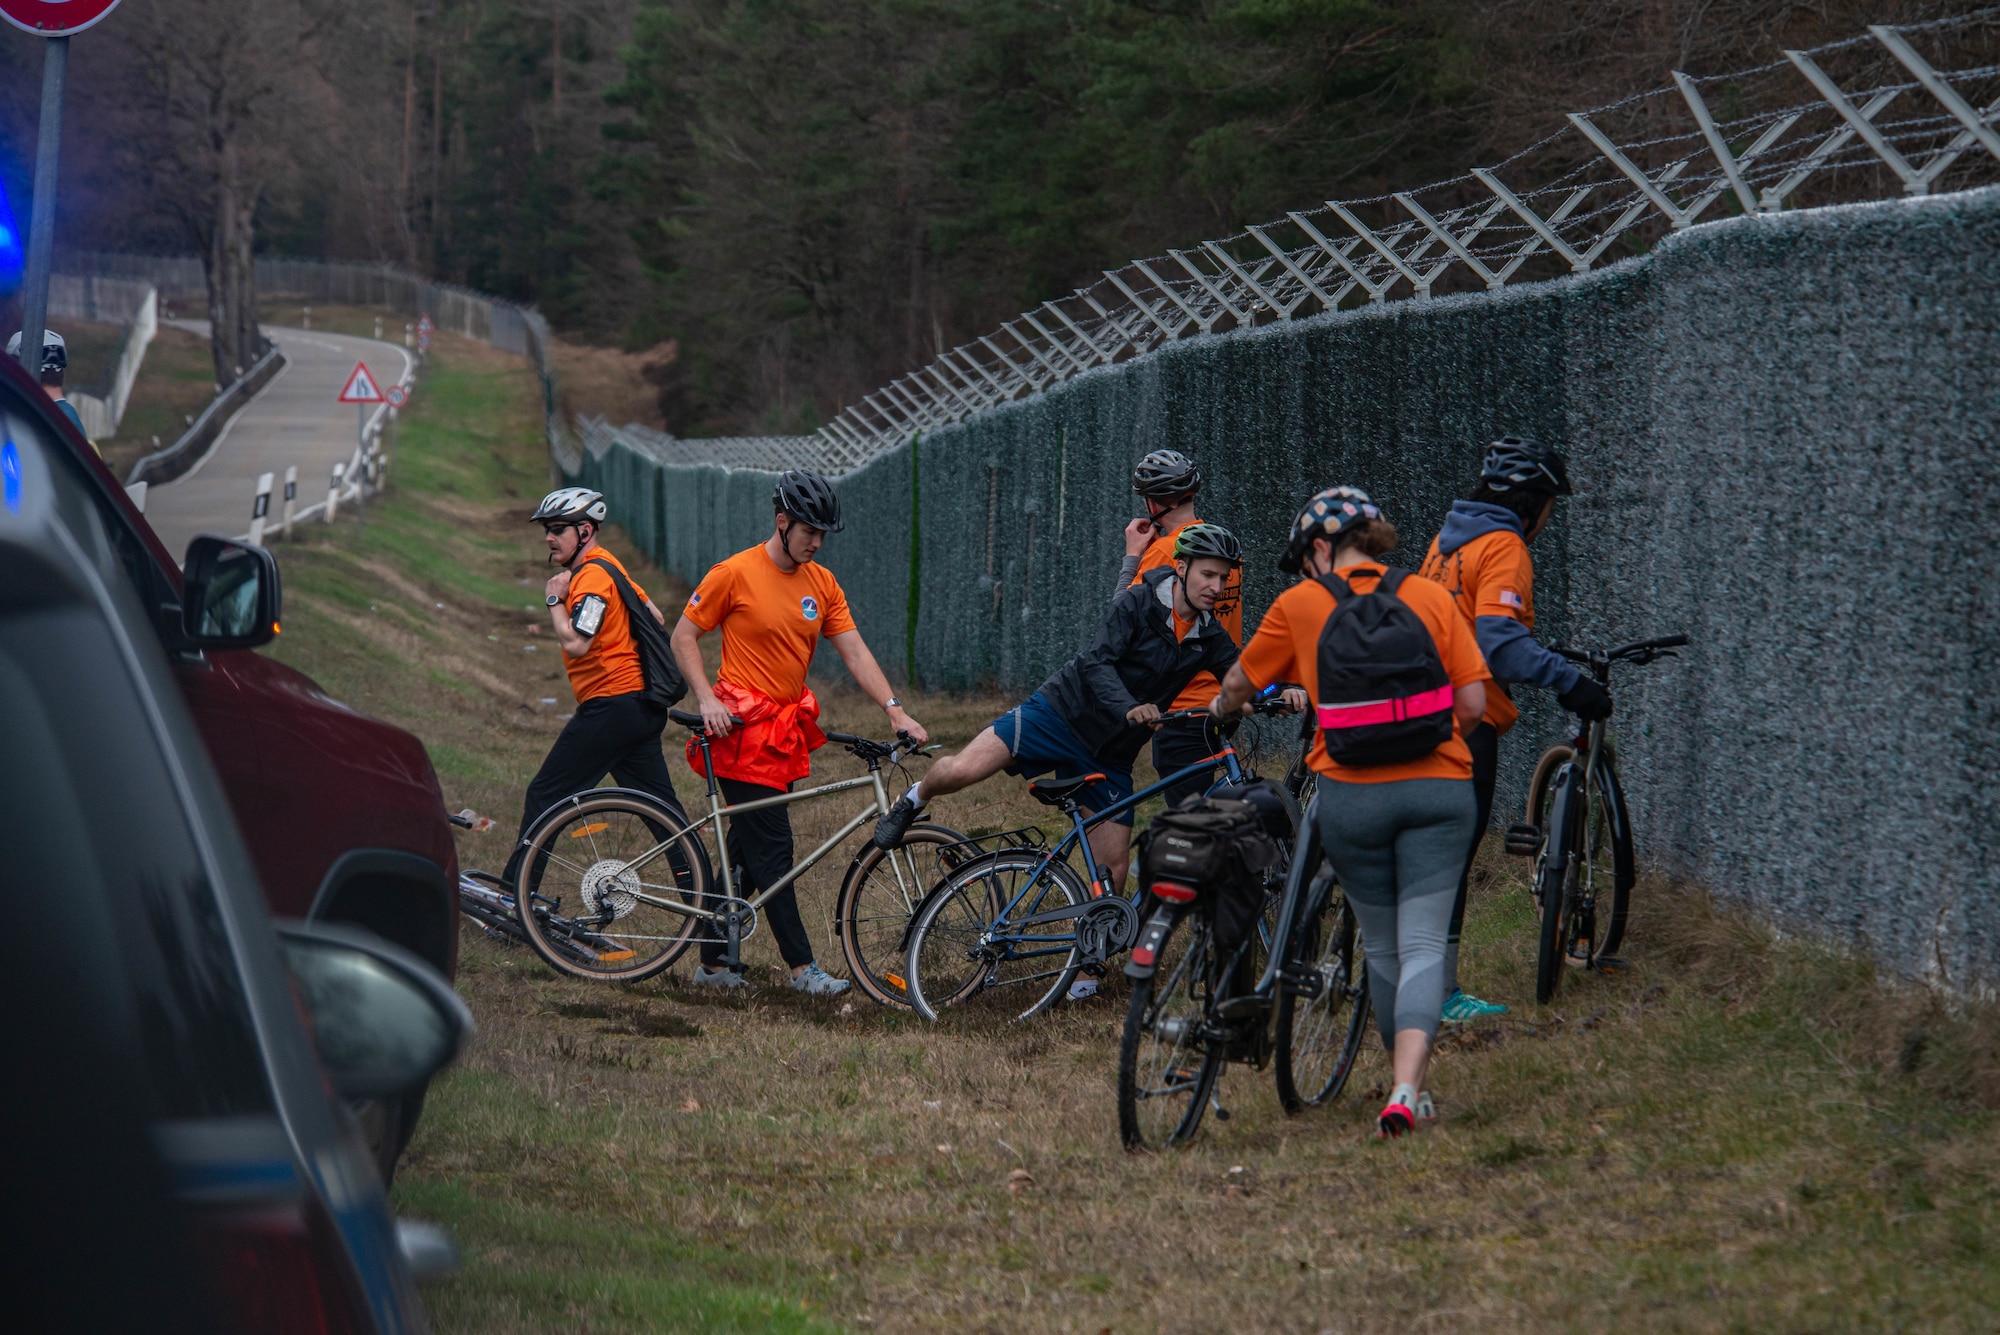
[637,13,2000,474]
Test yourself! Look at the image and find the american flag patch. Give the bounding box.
[1500,589,1525,610]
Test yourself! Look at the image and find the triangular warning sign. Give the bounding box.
[337,361,385,404]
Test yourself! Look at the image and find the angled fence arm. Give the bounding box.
[999,321,1067,385]
[1019,309,1090,377]
[1394,193,1501,289]
[1104,268,1185,340]
[1132,258,1212,329]
[1674,72,1761,215]
[1246,223,1345,311]
[886,379,944,429]
[947,346,1011,403]
[1761,88,1897,208]
[1567,113,1698,227]
[981,331,1046,392]
[1471,169,1588,271]
[1785,50,1924,191]
[1043,301,1113,367]
[922,362,980,416]
[1203,241,1298,319]
[1328,203,1434,297]
[1168,249,1248,326]
[1872,25,2000,165]
[1287,211,1390,302]
[1077,289,1148,358]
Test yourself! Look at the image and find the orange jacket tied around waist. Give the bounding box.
[686,681,826,788]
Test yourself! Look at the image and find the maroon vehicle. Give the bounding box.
[11,354,459,1179]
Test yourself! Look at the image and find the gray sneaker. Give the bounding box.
[691,965,751,990]
[789,963,852,997]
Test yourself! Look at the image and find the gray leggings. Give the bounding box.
[1316,777,1478,1046]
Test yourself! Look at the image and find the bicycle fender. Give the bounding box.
[1541,764,1584,877]
[1125,903,1182,979]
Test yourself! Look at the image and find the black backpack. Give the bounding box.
[1136,797,1281,957]
[583,557,688,709]
[1314,567,1452,766]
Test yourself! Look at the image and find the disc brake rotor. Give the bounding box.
[579,859,641,920]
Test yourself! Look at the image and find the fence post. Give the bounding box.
[249,472,274,547]
[327,461,343,523]
[281,465,297,539]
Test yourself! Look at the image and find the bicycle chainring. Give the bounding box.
[716,896,759,944]
[1074,898,1141,966]
[579,859,641,920]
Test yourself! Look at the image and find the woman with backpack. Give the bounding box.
[1211,487,1490,1138]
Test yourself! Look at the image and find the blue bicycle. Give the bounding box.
[901,703,1296,1023]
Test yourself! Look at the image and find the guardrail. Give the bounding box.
[45,273,157,442]
[126,345,286,488]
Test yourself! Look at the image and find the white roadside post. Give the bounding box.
[280,465,298,539]
[248,471,274,547]
[327,460,344,523]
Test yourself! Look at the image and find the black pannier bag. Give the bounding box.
[1136,796,1281,957]
[1314,567,1452,766]
[583,557,688,708]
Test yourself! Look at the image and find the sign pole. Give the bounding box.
[356,402,366,528]
[17,35,68,377]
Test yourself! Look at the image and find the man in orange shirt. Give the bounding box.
[1117,450,1244,804]
[503,487,685,889]
[1212,486,1489,1137]
[670,469,928,995]
[1419,436,1611,1022]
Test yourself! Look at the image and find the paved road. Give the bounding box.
[143,322,413,560]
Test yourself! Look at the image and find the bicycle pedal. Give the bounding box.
[1592,955,1630,975]
[1277,965,1324,999]
[1503,823,1542,856]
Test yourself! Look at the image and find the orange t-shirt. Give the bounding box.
[683,544,857,702]
[1236,562,1491,784]
[563,547,650,703]
[1419,529,1537,735]
[1134,519,1243,709]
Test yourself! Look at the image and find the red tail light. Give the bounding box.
[189,1204,368,1335]
[1152,881,1197,904]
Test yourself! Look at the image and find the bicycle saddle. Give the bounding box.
[1028,774,1104,807]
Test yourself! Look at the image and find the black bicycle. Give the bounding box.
[456,865,640,970]
[1508,633,1686,1003]
[1117,712,1373,1149]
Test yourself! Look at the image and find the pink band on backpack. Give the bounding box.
[1316,683,1455,730]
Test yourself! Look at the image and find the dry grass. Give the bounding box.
[548,335,676,431]
[264,331,2000,1334]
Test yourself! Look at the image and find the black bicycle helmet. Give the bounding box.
[1173,521,1242,566]
[6,328,66,377]
[1480,435,1571,496]
[773,468,843,532]
[1131,449,1202,501]
[530,486,607,525]
[1278,486,1383,574]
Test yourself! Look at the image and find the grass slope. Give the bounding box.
[263,332,2000,1334]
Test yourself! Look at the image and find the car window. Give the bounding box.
[0,411,273,1118]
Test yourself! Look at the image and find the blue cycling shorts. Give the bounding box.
[989,692,1136,825]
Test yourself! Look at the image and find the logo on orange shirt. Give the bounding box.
[801,595,819,622]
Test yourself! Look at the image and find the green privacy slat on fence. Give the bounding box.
[573,188,2000,987]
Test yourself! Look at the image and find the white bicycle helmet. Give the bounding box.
[530,487,607,525]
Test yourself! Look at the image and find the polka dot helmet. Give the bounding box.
[1278,486,1382,574]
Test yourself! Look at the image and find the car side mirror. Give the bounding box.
[181,535,281,649]
[277,922,474,1100]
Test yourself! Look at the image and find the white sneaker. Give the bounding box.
[789,963,852,997]
[691,965,751,990]
[1067,975,1100,1001]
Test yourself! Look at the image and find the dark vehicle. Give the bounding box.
[0,385,470,1332]
[13,357,460,1177]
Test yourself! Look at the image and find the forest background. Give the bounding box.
[0,0,1971,435]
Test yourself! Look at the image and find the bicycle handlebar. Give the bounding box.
[1554,632,1690,669]
[667,708,746,732]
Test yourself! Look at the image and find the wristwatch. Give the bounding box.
[545,593,563,607]
[884,696,901,709]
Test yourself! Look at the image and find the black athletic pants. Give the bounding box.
[502,692,688,888]
[1153,716,1225,808]
[698,776,816,971]
[1446,721,1501,990]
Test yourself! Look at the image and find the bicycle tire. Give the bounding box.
[834,823,969,1009]
[903,848,1085,1022]
[1274,889,1371,1112]
[1531,765,1582,1004]
[1591,761,1636,957]
[1118,911,1223,1150]
[514,789,714,983]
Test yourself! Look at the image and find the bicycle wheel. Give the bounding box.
[1531,767,1582,1004]
[1587,762,1636,957]
[834,823,969,1008]
[903,849,1085,1022]
[515,790,714,982]
[1274,886,1371,1111]
[1118,911,1224,1150]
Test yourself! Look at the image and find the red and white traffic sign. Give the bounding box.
[0,0,122,36]
[416,315,434,335]
[337,362,385,404]
[385,384,408,409]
